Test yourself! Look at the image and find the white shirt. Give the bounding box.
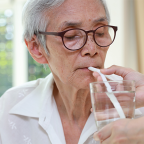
[0,73,144,144]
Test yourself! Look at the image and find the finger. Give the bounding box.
[100,65,134,78]
[95,108,119,120]
[93,72,101,79]
[97,76,103,82]
[94,122,113,142]
[93,72,103,82]
[93,132,100,141]
[101,137,111,144]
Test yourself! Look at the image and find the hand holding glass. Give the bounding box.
[90,80,135,131]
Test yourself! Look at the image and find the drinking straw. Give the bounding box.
[88,67,125,118]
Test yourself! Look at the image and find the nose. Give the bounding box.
[81,33,98,57]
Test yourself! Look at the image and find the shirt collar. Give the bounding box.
[9,73,54,118]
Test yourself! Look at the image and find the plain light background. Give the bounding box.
[105,0,138,71]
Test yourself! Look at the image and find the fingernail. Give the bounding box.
[92,72,97,77]
[93,132,100,141]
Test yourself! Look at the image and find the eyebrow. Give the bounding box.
[60,21,82,30]
[93,17,108,24]
[60,17,108,30]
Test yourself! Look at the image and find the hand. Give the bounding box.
[93,117,144,144]
[93,65,144,108]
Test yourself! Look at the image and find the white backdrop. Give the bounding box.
[104,0,138,71]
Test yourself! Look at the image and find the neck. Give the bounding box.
[53,82,91,123]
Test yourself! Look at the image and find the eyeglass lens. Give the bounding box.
[63,26,114,50]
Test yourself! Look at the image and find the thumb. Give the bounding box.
[93,122,113,142]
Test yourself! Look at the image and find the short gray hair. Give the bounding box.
[22,0,110,55]
[101,0,110,23]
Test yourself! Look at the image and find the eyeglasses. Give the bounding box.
[36,25,118,51]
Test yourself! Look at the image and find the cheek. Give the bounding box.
[46,46,75,82]
[99,47,109,60]
[98,47,109,68]
[49,57,71,84]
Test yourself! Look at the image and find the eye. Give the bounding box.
[95,26,107,37]
[95,32,105,37]
[64,35,78,40]
[64,30,83,41]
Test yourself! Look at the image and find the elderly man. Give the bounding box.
[0,0,144,144]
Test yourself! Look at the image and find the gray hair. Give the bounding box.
[101,0,110,24]
[22,0,110,55]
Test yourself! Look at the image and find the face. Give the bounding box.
[45,0,109,89]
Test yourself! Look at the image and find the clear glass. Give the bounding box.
[90,80,135,131]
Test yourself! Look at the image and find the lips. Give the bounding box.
[89,66,100,69]
[77,66,101,71]
[82,66,100,69]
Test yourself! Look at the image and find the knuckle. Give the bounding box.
[109,65,117,68]
[126,67,133,72]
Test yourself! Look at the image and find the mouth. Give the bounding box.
[89,66,101,69]
[77,66,101,71]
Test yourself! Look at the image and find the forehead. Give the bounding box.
[47,0,107,31]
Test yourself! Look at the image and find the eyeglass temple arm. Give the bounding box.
[34,31,60,36]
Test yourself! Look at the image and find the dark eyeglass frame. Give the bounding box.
[35,25,118,51]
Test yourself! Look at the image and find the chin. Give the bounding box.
[74,76,96,90]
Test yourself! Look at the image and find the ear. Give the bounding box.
[25,35,48,64]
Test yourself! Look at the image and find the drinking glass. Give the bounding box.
[90,80,135,131]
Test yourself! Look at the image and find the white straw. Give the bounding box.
[88,67,125,119]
